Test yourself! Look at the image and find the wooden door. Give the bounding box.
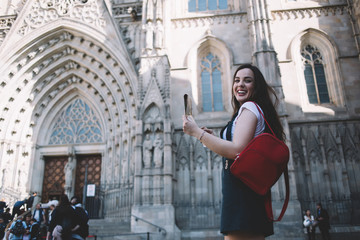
[74,154,102,202]
[41,156,67,203]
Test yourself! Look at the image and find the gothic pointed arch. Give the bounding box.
[289,28,346,112]
[0,8,139,195]
[139,67,167,121]
[0,29,137,145]
[186,32,233,114]
[48,97,103,145]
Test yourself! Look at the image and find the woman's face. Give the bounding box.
[233,68,255,105]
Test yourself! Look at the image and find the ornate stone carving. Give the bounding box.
[271,4,348,21]
[153,133,163,168]
[291,130,306,166]
[171,13,245,29]
[0,15,17,45]
[142,133,153,168]
[324,130,341,163]
[112,3,142,18]
[49,98,103,145]
[18,0,106,36]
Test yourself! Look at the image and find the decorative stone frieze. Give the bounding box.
[18,0,106,36]
[0,15,16,45]
[272,4,348,20]
[171,13,246,29]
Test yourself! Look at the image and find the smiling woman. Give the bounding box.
[233,68,255,106]
[183,64,285,240]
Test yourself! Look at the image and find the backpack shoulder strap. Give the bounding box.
[265,167,290,222]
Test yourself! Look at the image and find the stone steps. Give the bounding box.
[88,219,160,240]
[88,219,132,239]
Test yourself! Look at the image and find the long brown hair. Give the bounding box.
[231,64,285,141]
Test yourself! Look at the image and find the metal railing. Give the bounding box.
[132,214,167,235]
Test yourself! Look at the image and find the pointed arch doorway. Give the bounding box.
[40,98,105,218]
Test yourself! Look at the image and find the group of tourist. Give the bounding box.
[0,194,89,240]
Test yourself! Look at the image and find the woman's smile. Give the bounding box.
[233,68,255,105]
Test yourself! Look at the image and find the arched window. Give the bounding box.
[201,53,223,112]
[300,44,330,104]
[188,0,228,12]
[49,98,103,145]
[290,29,346,112]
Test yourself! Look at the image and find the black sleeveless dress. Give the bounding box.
[220,118,274,237]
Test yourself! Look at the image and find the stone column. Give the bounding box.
[247,0,302,237]
[346,0,360,58]
[134,120,143,205]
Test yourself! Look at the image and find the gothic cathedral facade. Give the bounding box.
[0,0,359,239]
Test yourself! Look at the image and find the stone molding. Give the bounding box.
[272,4,348,21]
[171,12,246,29]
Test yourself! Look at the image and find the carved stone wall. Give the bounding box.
[174,131,222,230]
[290,120,360,224]
[0,0,359,239]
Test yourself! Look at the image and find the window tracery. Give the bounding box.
[200,52,223,112]
[49,98,103,144]
[300,44,330,104]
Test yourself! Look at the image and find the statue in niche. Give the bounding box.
[145,22,154,50]
[153,133,164,168]
[143,133,153,168]
[64,154,76,197]
[154,19,163,49]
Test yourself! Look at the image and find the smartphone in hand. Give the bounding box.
[184,94,192,116]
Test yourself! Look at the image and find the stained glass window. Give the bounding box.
[201,53,224,112]
[301,45,330,104]
[49,99,103,145]
[188,0,227,12]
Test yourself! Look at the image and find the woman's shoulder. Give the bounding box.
[239,101,262,117]
[242,101,260,110]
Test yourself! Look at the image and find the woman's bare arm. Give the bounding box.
[183,109,257,159]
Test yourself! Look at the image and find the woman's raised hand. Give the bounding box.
[182,115,200,137]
